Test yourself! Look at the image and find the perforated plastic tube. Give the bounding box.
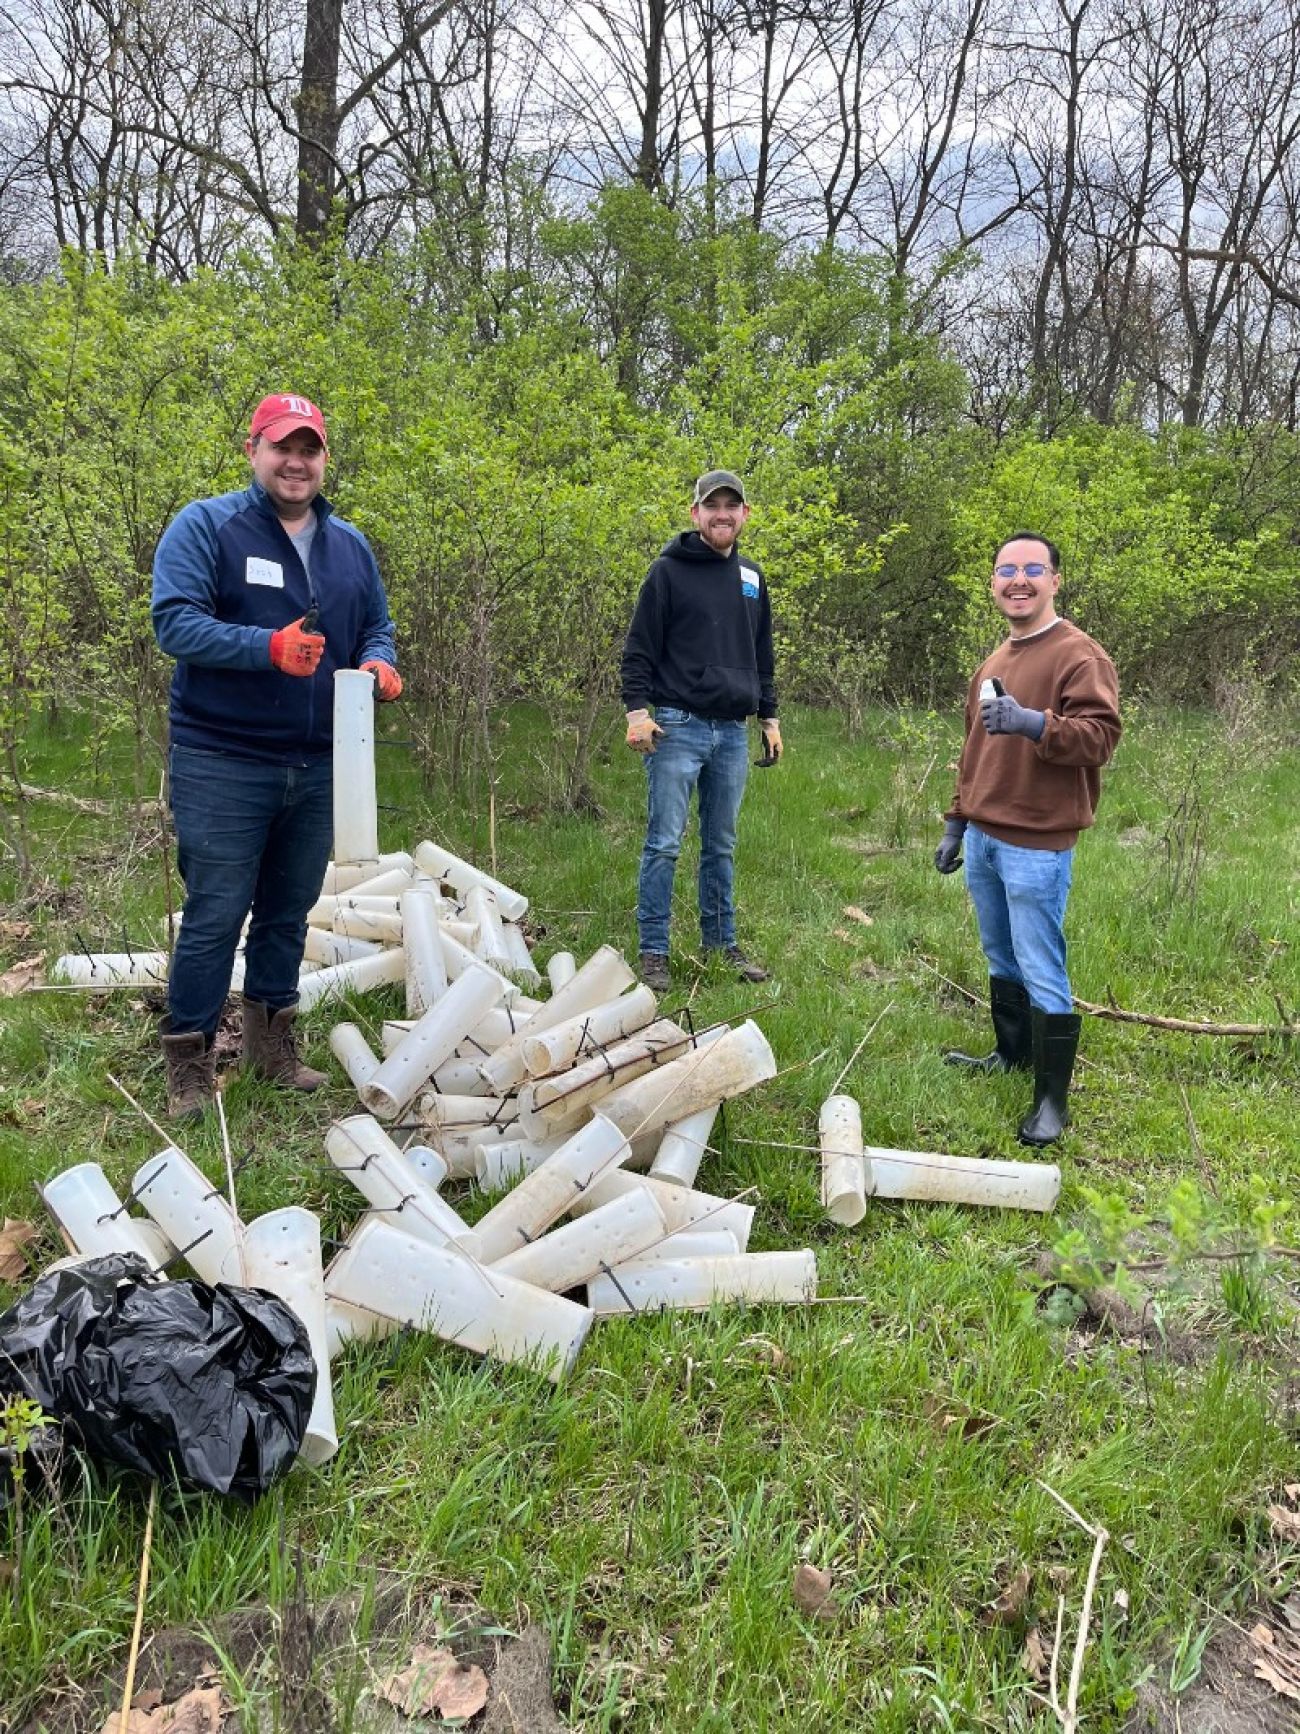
[331,909,404,945]
[473,1133,571,1192]
[324,1115,483,1255]
[329,1023,382,1092]
[320,852,413,895]
[865,1147,1061,1212]
[588,1249,817,1316]
[595,1020,773,1142]
[472,1113,633,1263]
[359,965,503,1120]
[412,840,529,922]
[546,952,576,991]
[616,1228,740,1264]
[501,922,541,983]
[492,1189,667,1292]
[49,953,170,987]
[477,946,639,1093]
[303,927,381,966]
[39,1163,165,1266]
[520,984,659,1079]
[440,931,525,1004]
[332,669,379,868]
[239,1208,337,1466]
[567,1169,754,1250]
[516,1019,693,1138]
[820,1095,868,1226]
[419,1093,518,1131]
[465,884,513,971]
[648,1102,720,1190]
[295,946,406,1011]
[131,1146,238,1283]
[325,1217,591,1380]
[402,889,448,1015]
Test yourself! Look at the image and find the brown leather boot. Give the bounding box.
[160,1026,216,1120]
[242,998,327,1090]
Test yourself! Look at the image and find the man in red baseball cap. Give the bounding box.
[150,391,402,1117]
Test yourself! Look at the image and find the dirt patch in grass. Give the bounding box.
[1126,1619,1299,1733]
[21,1578,565,1733]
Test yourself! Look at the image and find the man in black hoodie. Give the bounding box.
[620,471,781,991]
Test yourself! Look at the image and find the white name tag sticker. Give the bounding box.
[246,557,284,588]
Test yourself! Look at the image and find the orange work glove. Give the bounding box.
[626,709,664,753]
[361,659,403,701]
[269,616,326,676]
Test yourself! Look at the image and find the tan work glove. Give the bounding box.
[626,709,665,753]
[759,718,783,762]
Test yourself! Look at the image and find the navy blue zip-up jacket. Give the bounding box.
[620,532,777,721]
[151,482,397,764]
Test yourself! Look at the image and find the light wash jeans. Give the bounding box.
[963,824,1074,1013]
[636,707,750,956]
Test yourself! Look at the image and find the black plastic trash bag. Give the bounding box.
[0,1253,316,1502]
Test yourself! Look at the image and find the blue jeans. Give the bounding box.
[636,708,750,955]
[167,744,334,1040]
[963,824,1074,1014]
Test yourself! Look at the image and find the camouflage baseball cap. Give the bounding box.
[693,469,747,504]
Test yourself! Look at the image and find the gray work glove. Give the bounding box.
[980,690,1046,739]
[934,818,967,874]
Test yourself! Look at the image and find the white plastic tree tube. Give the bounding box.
[568,1169,755,1250]
[321,852,413,895]
[546,952,577,992]
[477,946,639,1094]
[403,1144,449,1191]
[303,927,381,966]
[239,1208,337,1466]
[49,953,170,987]
[418,1093,518,1131]
[413,839,529,921]
[311,893,404,920]
[472,1113,633,1264]
[432,1058,493,1094]
[474,1133,572,1192]
[402,889,448,1016]
[502,922,542,984]
[359,965,503,1120]
[520,984,659,1080]
[865,1147,1062,1212]
[441,931,525,1004]
[295,946,406,1011]
[597,1021,774,1142]
[133,1217,180,1270]
[619,1228,740,1263]
[820,1095,868,1226]
[331,909,404,945]
[516,1019,694,1139]
[325,1295,398,1360]
[39,1163,166,1266]
[132,1146,239,1283]
[326,1218,590,1381]
[324,1115,483,1255]
[589,1249,817,1316]
[332,668,379,868]
[329,1022,382,1092]
[493,1189,667,1293]
[648,1102,720,1190]
[465,884,513,971]
[462,1002,530,1053]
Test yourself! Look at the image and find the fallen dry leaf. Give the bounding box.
[0,955,43,997]
[1283,1482,1300,1502]
[0,920,33,941]
[430,1661,490,1720]
[792,1562,834,1618]
[1267,1504,1300,1544]
[832,928,855,942]
[1112,1587,1130,1622]
[841,905,874,927]
[1020,1625,1050,1686]
[982,1564,1032,1627]
[1250,1622,1300,1702]
[735,1334,789,1369]
[0,1219,38,1282]
[377,1643,488,1720]
[97,1684,225,1734]
[921,1392,998,1441]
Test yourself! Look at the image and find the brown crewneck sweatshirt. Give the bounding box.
[946,618,1121,849]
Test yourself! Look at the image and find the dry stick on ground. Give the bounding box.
[1073,996,1300,1038]
[1036,1480,1109,1734]
[116,1479,159,1734]
[830,1001,895,1097]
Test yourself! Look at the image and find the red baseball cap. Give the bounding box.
[248,393,328,447]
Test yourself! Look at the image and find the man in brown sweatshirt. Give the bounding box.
[934,532,1121,1146]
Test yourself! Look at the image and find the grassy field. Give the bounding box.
[1,700,1298,1731]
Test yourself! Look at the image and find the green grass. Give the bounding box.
[1,702,1298,1731]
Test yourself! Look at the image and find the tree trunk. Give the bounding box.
[295,0,344,242]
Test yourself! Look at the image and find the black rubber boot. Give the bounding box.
[944,976,1032,1073]
[1017,1009,1081,1147]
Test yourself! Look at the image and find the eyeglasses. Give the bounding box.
[994,562,1050,578]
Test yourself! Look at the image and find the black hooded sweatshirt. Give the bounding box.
[620,531,778,721]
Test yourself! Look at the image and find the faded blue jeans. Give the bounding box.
[964,824,1075,1014]
[167,743,334,1040]
[636,708,750,956]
